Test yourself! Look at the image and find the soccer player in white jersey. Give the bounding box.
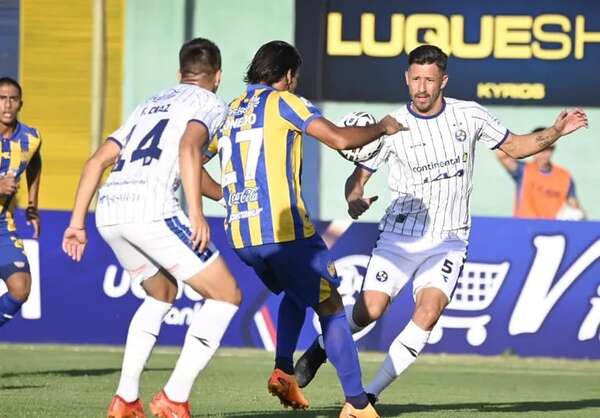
[62,38,241,418]
[295,44,588,403]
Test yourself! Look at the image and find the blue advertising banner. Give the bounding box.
[294,0,600,105]
[1,210,599,359]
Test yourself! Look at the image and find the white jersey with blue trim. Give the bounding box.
[360,97,508,240]
[96,83,226,227]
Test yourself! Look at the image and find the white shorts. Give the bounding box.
[98,211,219,283]
[361,232,467,302]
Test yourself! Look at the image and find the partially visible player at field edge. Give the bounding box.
[0,77,42,328]
[214,40,405,418]
[294,44,588,404]
[62,38,241,418]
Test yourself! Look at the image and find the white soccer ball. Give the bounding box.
[337,111,384,163]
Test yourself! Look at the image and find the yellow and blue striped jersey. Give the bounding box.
[0,122,42,232]
[215,84,322,249]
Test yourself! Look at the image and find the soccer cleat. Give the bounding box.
[149,390,191,418]
[367,393,378,406]
[294,337,327,388]
[267,368,309,410]
[106,395,147,418]
[339,402,381,418]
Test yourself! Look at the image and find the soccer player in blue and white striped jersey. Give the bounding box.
[63,38,241,418]
[295,44,588,405]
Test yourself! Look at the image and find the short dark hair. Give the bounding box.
[179,38,221,77]
[0,77,22,98]
[408,45,448,72]
[245,41,302,85]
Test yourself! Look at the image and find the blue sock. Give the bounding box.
[275,294,305,374]
[0,292,23,327]
[320,311,368,408]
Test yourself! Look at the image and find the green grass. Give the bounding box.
[0,344,599,417]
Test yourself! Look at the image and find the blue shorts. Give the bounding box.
[0,229,30,281]
[235,234,340,309]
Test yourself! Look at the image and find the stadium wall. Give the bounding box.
[17,0,124,210]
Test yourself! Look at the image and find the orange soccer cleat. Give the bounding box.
[339,401,381,418]
[106,395,147,418]
[267,368,310,410]
[149,390,191,418]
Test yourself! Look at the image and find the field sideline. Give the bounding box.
[0,344,599,417]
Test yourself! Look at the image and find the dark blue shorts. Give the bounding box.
[0,229,30,281]
[235,234,340,308]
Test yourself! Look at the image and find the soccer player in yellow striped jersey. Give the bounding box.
[0,77,42,328]
[214,41,405,418]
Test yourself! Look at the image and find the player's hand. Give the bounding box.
[190,212,210,253]
[62,226,88,262]
[378,115,409,135]
[348,195,378,219]
[25,206,41,239]
[553,108,588,136]
[0,172,18,195]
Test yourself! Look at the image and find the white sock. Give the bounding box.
[116,297,172,402]
[318,304,365,349]
[365,320,430,396]
[163,299,238,402]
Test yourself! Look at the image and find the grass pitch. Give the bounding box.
[0,344,599,417]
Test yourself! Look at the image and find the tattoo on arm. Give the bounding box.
[535,127,559,150]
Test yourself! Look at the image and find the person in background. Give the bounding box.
[496,127,586,220]
[0,77,42,329]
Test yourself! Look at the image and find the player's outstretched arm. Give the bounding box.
[345,166,377,220]
[63,140,121,261]
[500,108,588,159]
[25,148,42,239]
[307,115,407,150]
[180,121,210,252]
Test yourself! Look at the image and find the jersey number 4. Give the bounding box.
[113,119,168,171]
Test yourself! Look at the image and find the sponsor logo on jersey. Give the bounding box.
[376,271,388,282]
[228,187,260,206]
[229,208,263,222]
[454,129,467,142]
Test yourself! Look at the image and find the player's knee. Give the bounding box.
[363,301,386,323]
[143,278,178,304]
[6,274,31,302]
[210,285,242,306]
[413,304,443,330]
[354,291,389,325]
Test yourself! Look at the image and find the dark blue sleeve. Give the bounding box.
[510,161,525,183]
[567,178,576,198]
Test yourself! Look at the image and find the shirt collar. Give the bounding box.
[406,98,446,120]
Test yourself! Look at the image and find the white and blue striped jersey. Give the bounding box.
[359,97,508,240]
[96,83,226,227]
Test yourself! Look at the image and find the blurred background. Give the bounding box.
[1,0,597,220]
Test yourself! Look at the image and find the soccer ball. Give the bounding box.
[337,112,384,163]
